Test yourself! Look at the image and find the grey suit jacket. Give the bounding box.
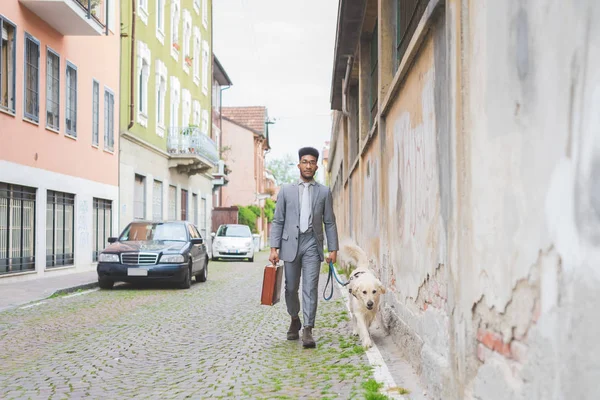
[270,182,339,262]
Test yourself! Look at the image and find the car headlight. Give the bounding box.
[98,253,119,263]
[246,241,253,248]
[160,254,185,263]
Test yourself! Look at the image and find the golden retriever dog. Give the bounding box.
[341,242,386,349]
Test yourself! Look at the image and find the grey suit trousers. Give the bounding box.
[284,230,321,328]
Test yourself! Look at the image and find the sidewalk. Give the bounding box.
[0,270,98,312]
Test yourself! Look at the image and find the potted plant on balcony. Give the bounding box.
[181,125,199,154]
[90,0,101,17]
[185,56,193,67]
[172,42,180,51]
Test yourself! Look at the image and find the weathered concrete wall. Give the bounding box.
[329,0,600,398]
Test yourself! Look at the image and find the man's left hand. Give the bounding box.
[326,250,337,264]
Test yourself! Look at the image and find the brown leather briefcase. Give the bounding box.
[261,263,283,306]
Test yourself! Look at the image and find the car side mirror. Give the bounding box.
[108,237,118,243]
[191,238,204,245]
[211,232,215,238]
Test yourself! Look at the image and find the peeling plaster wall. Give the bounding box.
[330,0,600,399]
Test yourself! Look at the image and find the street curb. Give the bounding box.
[49,281,100,298]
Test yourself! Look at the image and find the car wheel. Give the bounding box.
[197,259,208,282]
[98,277,114,290]
[211,256,218,261]
[180,265,192,289]
[248,256,254,262]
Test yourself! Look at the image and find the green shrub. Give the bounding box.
[264,198,275,223]
[237,205,258,233]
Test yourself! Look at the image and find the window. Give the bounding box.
[199,196,207,238]
[169,76,180,131]
[171,0,181,60]
[104,88,115,151]
[137,40,151,127]
[202,40,209,95]
[193,0,200,14]
[192,100,200,126]
[156,0,165,43]
[46,190,74,268]
[66,62,77,136]
[24,33,40,122]
[155,59,167,136]
[202,109,209,135]
[92,80,99,145]
[369,23,378,127]
[92,198,112,262]
[152,180,163,221]
[396,0,429,69]
[181,189,188,221]
[46,49,60,130]
[192,193,198,225]
[202,0,208,28]
[168,185,176,220]
[138,0,148,25]
[0,183,36,274]
[181,89,191,127]
[0,17,16,114]
[182,10,192,74]
[133,174,146,220]
[193,27,201,85]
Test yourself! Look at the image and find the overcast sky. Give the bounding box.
[213,0,338,181]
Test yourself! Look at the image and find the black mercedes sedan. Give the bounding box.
[97,221,208,289]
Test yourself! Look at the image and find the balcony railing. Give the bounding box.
[19,0,108,36]
[167,126,219,165]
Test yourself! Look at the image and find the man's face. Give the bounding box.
[298,155,318,180]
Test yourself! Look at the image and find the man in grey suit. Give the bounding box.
[269,146,339,348]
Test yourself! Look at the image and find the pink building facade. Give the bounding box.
[221,106,270,245]
[0,0,119,282]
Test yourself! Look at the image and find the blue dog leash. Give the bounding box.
[323,261,349,301]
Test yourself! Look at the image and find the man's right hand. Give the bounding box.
[269,248,280,265]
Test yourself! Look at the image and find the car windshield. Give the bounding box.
[120,222,188,242]
[217,225,251,238]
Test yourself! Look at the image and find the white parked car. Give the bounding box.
[211,224,254,262]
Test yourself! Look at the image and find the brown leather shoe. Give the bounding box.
[287,317,302,340]
[302,327,316,348]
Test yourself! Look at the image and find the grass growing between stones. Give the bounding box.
[362,379,390,400]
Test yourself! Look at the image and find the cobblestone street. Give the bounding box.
[0,252,383,399]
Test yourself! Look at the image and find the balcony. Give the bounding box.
[19,0,108,36]
[212,159,230,187]
[167,126,219,176]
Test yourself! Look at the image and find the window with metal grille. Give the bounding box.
[104,88,115,151]
[192,193,198,225]
[46,190,74,268]
[396,0,429,69]
[0,18,17,114]
[181,189,188,221]
[168,185,177,220]
[92,198,112,261]
[92,80,99,145]
[24,33,40,122]
[369,22,378,128]
[66,62,77,136]
[0,183,36,275]
[46,49,60,130]
[133,174,146,220]
[152,180,163,221]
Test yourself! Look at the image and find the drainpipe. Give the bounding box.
[128,0,136,129]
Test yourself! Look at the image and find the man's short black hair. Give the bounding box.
[298,147,319,161]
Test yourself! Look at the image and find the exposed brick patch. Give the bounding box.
[415,263,447,311]
[476,328,511,357]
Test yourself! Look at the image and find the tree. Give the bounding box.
[266,153,298,185]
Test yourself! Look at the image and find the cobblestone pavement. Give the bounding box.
[0,252,383,399]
